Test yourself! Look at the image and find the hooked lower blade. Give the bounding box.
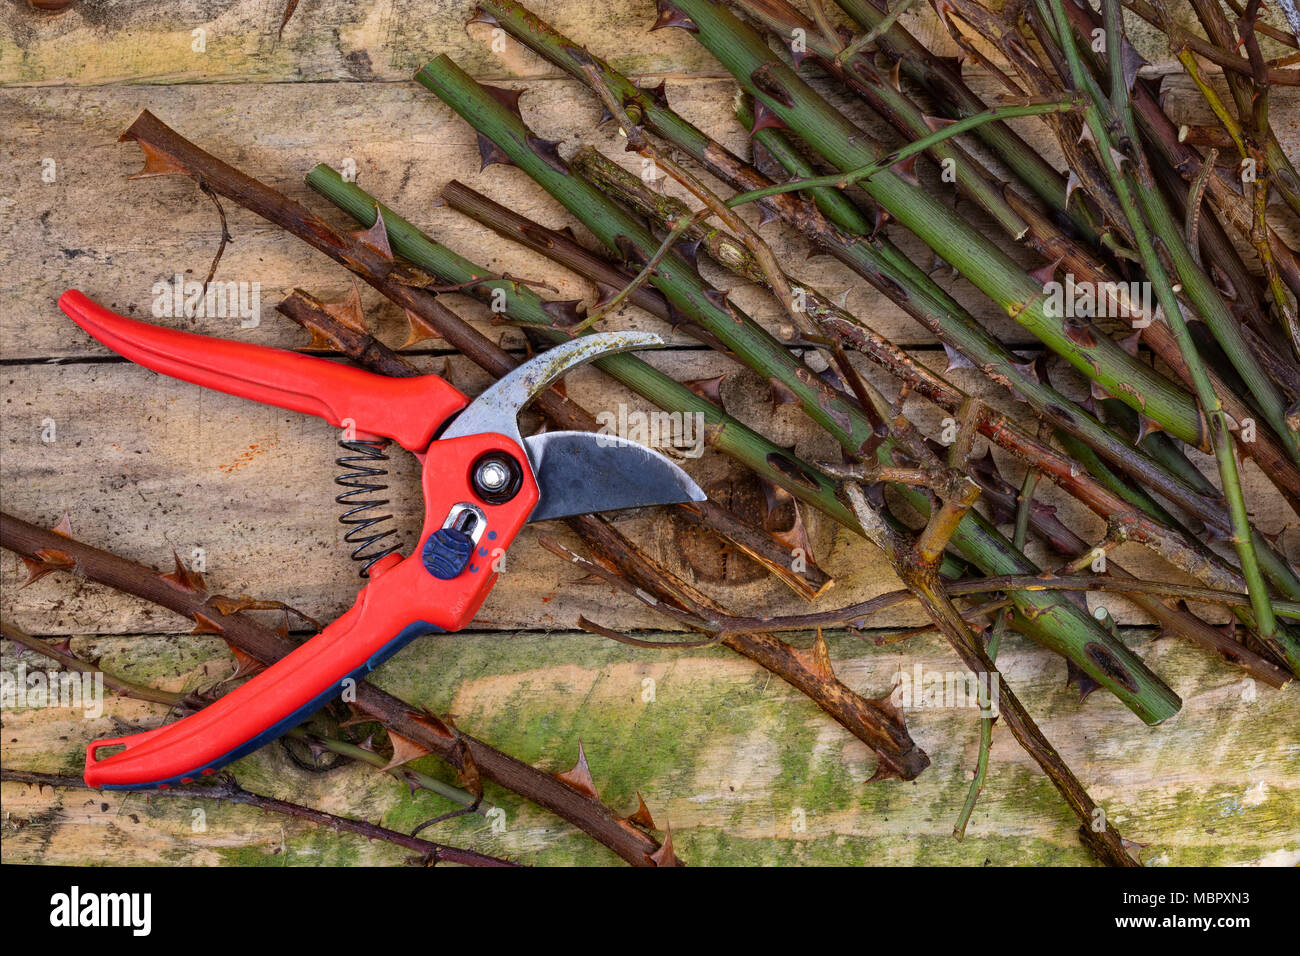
[523,431,706,521]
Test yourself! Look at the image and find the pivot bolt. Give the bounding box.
[476,459,510,492]
[471,452,522,504]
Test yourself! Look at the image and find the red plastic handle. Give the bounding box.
[85,433,538,789]
[59,290,467,451]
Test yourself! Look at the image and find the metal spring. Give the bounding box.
[334,438,400,577]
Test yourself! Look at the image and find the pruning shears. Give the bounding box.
[59,290,704,790]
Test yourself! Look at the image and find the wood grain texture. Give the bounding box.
[2,627,1296,865]
[0,78,1049,359]
[9,348,1292,634]
[2,0,1298,866]
[5,0,1296,85]
[0,0,717,85]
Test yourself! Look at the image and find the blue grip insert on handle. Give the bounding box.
[423,527,475,579]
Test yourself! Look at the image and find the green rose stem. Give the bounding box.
[306,165,960,572]
[827,0,1084,230]
[472,0,1300,537]
[963,460,1294,688]
[655,0,1206,451]
[1066,409,1300,659]
[1006,163,1300,515]
[724,98,1080,210]
[721,106,1246,542]
[832,0,917,67]
[412,53,1180,723]
[1038,0,1300,464]
[732,94,875,234]
[728,118,1300,610]
[573,145,1299,674]
[1113,399,1300,602]
[734,0,1094,254]
[1040,0,1287,667]
[726,101,1300,621]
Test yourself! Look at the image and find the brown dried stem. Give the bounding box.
[0,512,671,866]
[573,149,1275,606]
[277,289,928,780]
[574,56,812,342]
[839,484,1139,866]
[1,618,483,808]
[119,108,826,602]
[1,770,514,867]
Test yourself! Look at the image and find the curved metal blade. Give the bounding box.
[524,431,706,521]
[442,331,664,449]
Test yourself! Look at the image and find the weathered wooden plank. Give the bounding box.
[0,349,870,634]
[0,78,1048,362]
[3,626,1296,865]
[6,76,1296,361]
[5,0,1299,871]
[0,0,724,86]
[9,345,1283,637]
[5,0,1297,87]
